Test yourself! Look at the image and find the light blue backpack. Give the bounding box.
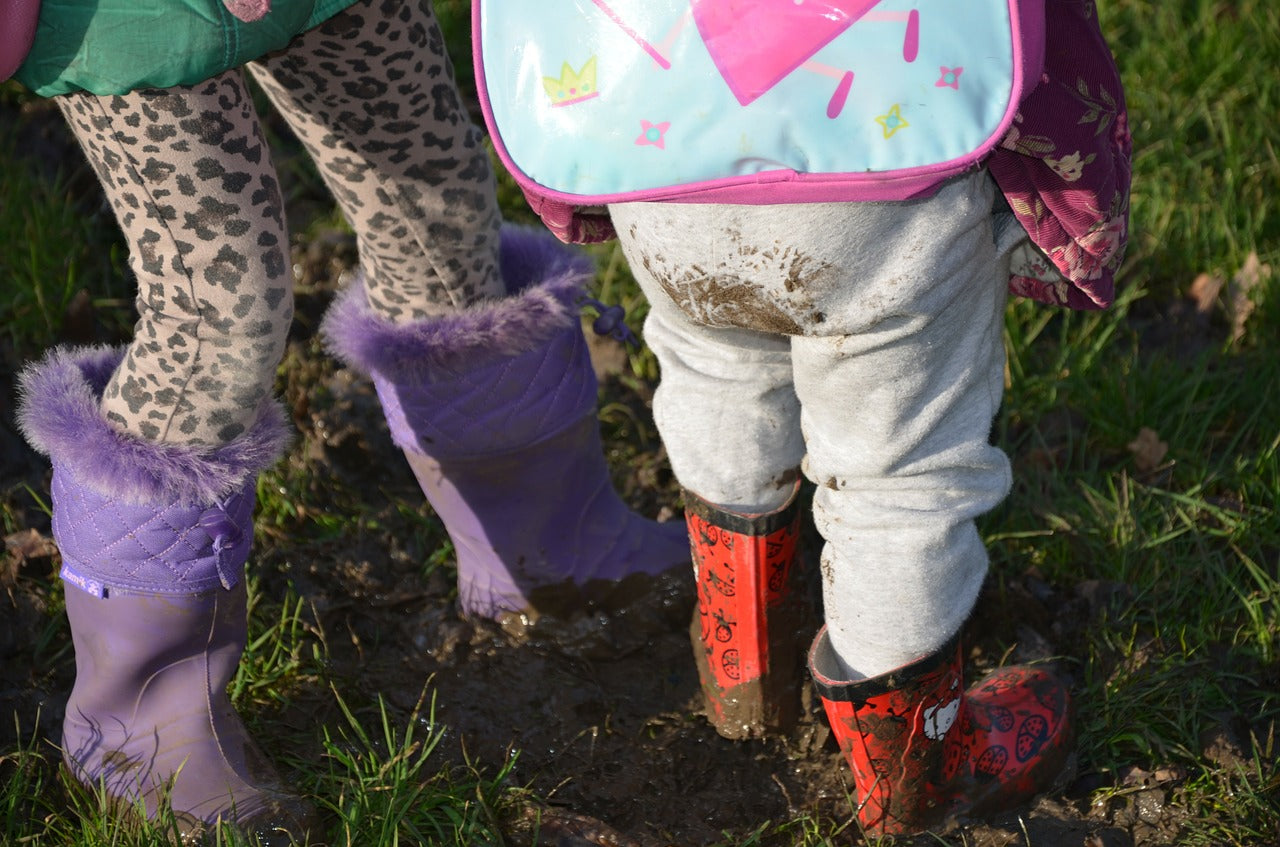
[474,0,1046,241]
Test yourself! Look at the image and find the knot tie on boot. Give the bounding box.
[199,503,244,591]
[48,466,257,598]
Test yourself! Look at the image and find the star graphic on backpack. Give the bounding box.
[936,66,964,89]
[635,119,672,149]
[875,104,909,139]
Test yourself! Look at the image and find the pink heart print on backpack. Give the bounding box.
[689,0,915,112]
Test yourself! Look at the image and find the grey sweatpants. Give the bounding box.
[610,172,1020,680]
[56,0,503,446]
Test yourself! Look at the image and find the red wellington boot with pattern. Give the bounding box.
[685,484,806,740]
[808,625,1074,835]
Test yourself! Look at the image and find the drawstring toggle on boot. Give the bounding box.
[580,296,639,347]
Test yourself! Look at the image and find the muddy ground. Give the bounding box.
[0,96,1234,847]
[0,272,1205,847]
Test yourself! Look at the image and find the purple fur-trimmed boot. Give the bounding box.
[322,226,690,621]
[17,346,318,846]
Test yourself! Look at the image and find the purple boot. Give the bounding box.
[17,346,316,845]
[322,226,690,620]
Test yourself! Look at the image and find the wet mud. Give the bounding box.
[0,286,1231,846]
[232,333,1175,846]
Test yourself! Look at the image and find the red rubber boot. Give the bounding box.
[685,485,805,740]
[808,625,1073,834]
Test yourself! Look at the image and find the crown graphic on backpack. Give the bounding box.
[545,58,601,107]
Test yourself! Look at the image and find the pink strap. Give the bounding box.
[521,187,617,245]
[1,0,41,81]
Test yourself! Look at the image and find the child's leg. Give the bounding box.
[791,207,1010,681]
[56,75,292,446]
[39,77,307,841]
[641,270,809,737]
[247,0,504,319]
[250,0,689,619]
[640,289,805,512]
[613,204,809,737]
[768,174,1066,833]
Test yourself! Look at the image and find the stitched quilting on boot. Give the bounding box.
[321,226,690,625]
[17,345,317,844]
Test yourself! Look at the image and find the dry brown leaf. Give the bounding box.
[583,319,630,381]
[4,529,58,562]
[1127,427,1169,472]
[1188,271,1225,315]
[1151,765,1189,784]
[1120,765,1154,786]
[1228,251,1271,341]
[3,529,60,586]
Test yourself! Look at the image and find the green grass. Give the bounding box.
[0,580,519,847]
[0,89,131,359]
[988,286,1280,840]
[314,688,512,845]
[3,0,1280,843]
[230,577,321,710]
[1103,0,1279,303]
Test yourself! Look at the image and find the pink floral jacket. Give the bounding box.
[988,0,1131,310]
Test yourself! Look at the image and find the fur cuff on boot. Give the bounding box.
[17,345,290,506]
[321,225,594,381]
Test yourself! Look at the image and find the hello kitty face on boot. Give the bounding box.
[923,682,961,741]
